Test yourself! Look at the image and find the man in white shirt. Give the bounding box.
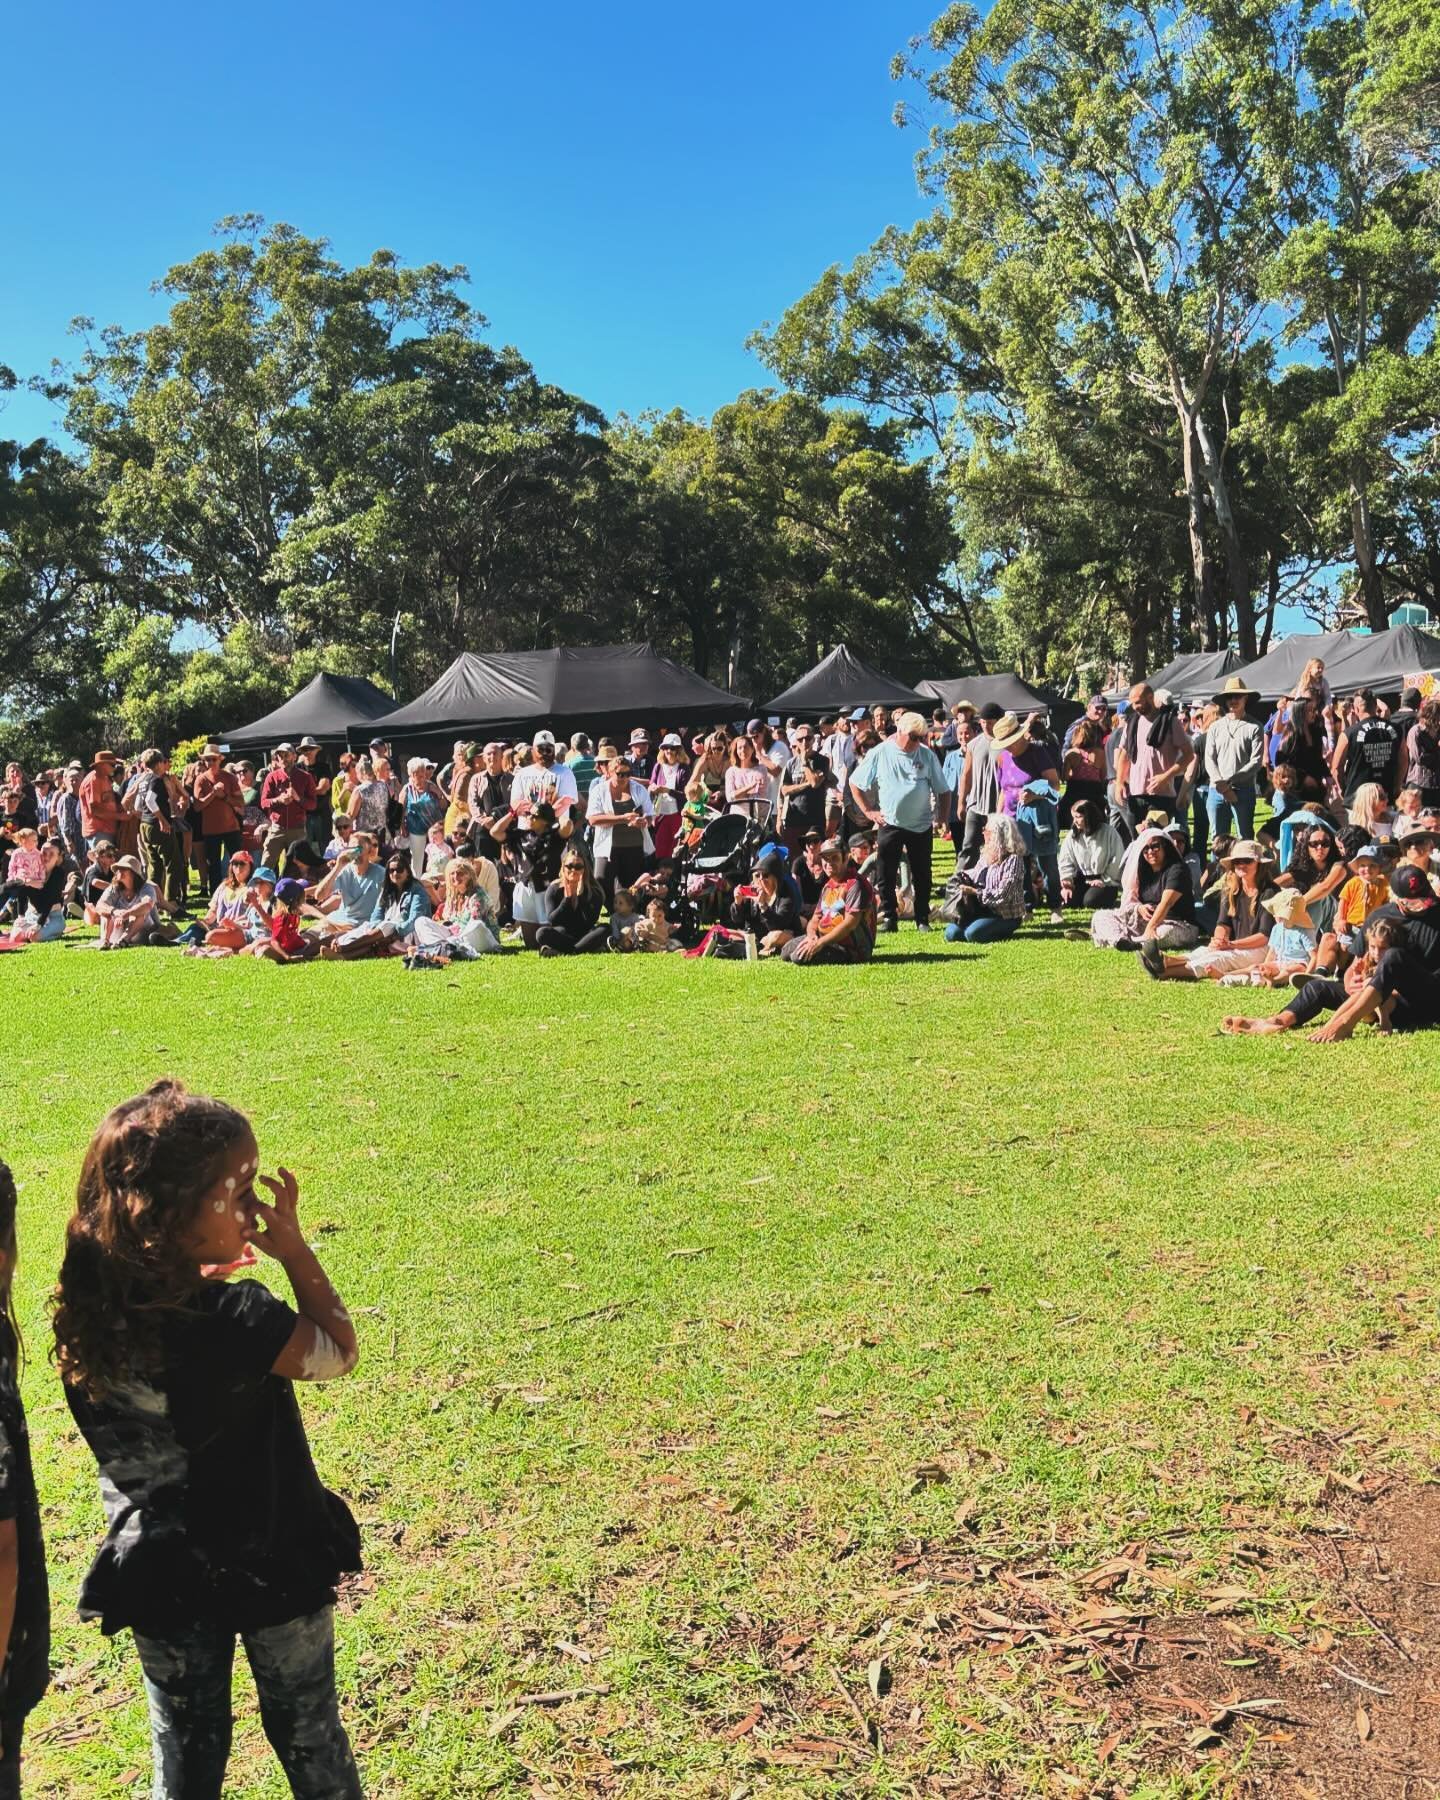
[509,730,579,826]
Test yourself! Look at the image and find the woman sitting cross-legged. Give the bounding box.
[1090,828,1201,952]
[536,850,609,956]
[410,857,500,959]
[1138,838,1277,981]
[1058,799,1126,909]
[942,814,1028,944]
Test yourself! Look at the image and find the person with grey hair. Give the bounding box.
[849,710,951,933]
[942,814,1027,944]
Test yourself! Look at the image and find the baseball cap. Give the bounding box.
[274,877,308,903]
[251,866,279,885]
[661,733,683,747]
[1350,843,1383,863]
[978,702,1004,722]
[533,729,557,749]
[745,718,764,734]
[1390,865,1436,900]
[629,728,650,744]
[275,741,296,754]
[848,706,867,721]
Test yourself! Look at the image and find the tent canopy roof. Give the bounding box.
[916,672,1057,714]
[1144,649,1240,697]
[765,644,923,714]
[369,643,747,742]
[222,672,396,748]
[1225,632,1357,702]
[1325,622,1440,694]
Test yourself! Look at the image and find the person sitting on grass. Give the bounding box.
[1273,820,1347,941]
[195,850,259,953]
[729,847,802,955]
[1139,839,1276,981]
[1057,799,1126,910]
[409,858,500,960]
[1326,841,1390,969]
[246,877,318,963]
[779,838,877,964]
[1090,829,1200,952]
[1250,888,1320,985]
[3,841,74,943]
[942,814,1027,944]
[308,831,384,947]
[328,849,432,959]
[1222,866,1440,1038]
[536,850,608,957]
[95,855,175,949]
[0,828,46,920]
[1347,781,1397,845]
[80,840,119,923]
[1392,821,1439,894]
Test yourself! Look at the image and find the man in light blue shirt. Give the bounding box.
[849,711,951,932]
[309,831,386,942]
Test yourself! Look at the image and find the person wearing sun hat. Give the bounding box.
[992,711,1065,923]
[192,743,246,882]
[1138,837,1276,980]
[1202,676,1264,840]
[79,750,122,848]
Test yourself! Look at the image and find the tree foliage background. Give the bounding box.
[2,1,1437,759]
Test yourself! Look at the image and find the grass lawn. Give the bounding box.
[3,926,1435,1795]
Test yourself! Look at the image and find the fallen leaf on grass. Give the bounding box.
[958,1284,993,1297]
[722,1703,763,1741]
[1096,1729,1123,1764]
[867,1658,890,1699]
[667,1247,711,1260]
[1355,1702,1372,1742]
[554,1640,592,1664]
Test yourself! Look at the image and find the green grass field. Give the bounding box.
[2,929,1433,1795]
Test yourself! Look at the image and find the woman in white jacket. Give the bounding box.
[1058,799,1126,908]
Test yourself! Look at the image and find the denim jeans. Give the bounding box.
[945,913,1020,944]
[1205,783,1256,840]
[132,1607,362,1799]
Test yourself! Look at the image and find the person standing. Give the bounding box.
[1113,683,1194,824]
[192,745,246,880]
[822,711,859,786]
[955,703,1003,869]
[1204,677,1264,839]
[296,738,333,854]
[258,744,317,871]
[136,749,188,916]
[55,762,87,865]
[849,710,951,932]
[79,750,121,850]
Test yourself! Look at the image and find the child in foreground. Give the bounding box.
[0,1162,50,1797]
[52,1082,363,1798]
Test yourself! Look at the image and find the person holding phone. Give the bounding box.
[587,754,654,902]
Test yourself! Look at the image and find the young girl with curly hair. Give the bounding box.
[53,1082,363,1798]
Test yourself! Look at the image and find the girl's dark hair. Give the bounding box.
[1336,823,1369,860]
[52,1082,251,1398]
[1070,799,1099,833]
[1289,823,1338,888]
[0,1161,21,1373]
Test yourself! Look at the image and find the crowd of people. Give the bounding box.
[2,666,1438,1027]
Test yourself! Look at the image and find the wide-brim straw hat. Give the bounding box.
[1214,675,1258,700]
[1220,838,1276,867]
[991,712,1026,750]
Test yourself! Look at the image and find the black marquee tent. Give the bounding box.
[764,645,923,716]
[916,672,1058,715]
[1146,648,1241,697]
[365,644,748,747]
[1325,623,1440,695]
[222,672,397,750]
[1225,631,1357,702]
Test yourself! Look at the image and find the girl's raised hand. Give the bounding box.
[250,1166,307,1263]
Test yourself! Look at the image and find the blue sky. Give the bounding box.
[1,0,930,445]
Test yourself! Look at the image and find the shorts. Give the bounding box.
[511,883,548,924]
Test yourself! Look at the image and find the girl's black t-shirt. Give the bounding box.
[0,1337,49,1718]
[64,1279,360,1636]
[511,828,564,890]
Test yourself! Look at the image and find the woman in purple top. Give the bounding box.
[992,713,1064,922]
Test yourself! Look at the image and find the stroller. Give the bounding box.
[678,805,773,927]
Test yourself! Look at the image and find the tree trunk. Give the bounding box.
[1126,585,1149,682]
[1260,547,1279,654]
[1191,414,1254,659]
[1178,415,1218,651]
[1351,476,1388,630]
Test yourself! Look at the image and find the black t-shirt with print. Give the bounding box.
[1342,718,1400,798]
[1138,858,1197,925]
[0,1332,49,1719]
[511,827,564,890]
[65,1279,360,1636]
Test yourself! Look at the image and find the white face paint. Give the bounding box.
[298,1328,353,1381]
[333,1303,350,1322]
[213,1199,226,1213]
[233,1209,246,1222]
[224,1177,236,1191]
